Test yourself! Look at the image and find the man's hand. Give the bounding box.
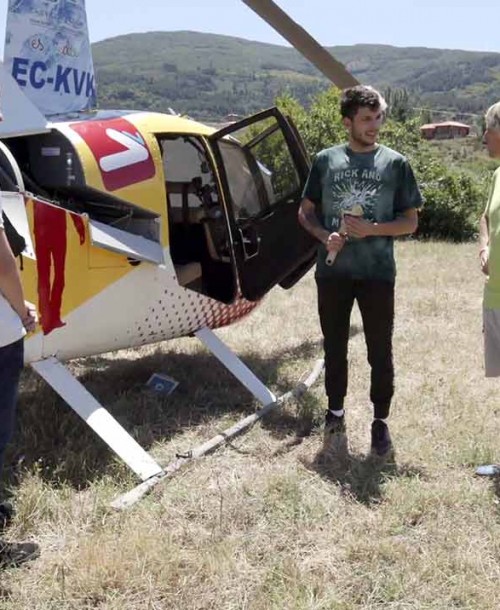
[21,302,37,333]
[325,232,346,253]
[480,247,489,276]
[344,215,376,239]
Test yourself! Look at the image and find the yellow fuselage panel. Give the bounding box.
[19,111,241,360]
[22,197,134,336]
[24,112,219,321]
[55,112,217,250]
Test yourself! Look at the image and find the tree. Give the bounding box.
[383,87,414,122]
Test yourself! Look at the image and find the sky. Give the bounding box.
[0,0,498,55]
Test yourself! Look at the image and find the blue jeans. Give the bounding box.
[0,338,24,481]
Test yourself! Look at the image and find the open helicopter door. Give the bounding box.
[209,107,317,302]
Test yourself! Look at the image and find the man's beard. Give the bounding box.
[351,129,377,150]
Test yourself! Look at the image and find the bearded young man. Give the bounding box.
[298,85,423,458]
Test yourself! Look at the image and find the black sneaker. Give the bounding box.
[371,419,392,457]
[323,413,348,456]
[0,502,14,532]
[0,539,40,569]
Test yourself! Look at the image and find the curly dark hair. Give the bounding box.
[340,86,384,119]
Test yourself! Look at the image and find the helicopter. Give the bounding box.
[0,0,359,483]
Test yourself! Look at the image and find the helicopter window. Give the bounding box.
[215,117,302,221]
[216,141,264,220]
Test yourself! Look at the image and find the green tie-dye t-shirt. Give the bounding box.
[302,144,423,281]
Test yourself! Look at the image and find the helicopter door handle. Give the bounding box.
[238,226,261,260]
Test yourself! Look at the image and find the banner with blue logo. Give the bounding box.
[4,0,97,117]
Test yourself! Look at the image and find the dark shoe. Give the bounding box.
[371,420,392,457]
[0,539,40,568]
[322,414,348,456]
[0,502,15,532]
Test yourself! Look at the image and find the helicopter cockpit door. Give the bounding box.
[208,107,317,302]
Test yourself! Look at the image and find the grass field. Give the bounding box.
[1,241,500,609]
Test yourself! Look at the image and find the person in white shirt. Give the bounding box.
[0,201,39,567]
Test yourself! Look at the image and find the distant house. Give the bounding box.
[420,121,471,140]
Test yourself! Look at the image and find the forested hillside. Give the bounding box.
[92,31,500,120]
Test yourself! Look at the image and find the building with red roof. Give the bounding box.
[420,121,471,140]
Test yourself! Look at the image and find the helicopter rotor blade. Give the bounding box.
[241,0,359,89]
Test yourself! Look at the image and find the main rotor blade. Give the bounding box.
[241,0,359,89]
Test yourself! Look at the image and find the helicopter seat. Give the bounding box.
[174,261,202,288]
[169,205,205,224]
[166,181,206,224]
[166,180,226,264]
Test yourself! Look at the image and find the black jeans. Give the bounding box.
[0,338,24,481]
[316,277,395,419]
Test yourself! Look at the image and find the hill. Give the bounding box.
[92,31,500,120]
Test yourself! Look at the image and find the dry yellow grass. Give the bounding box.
[1,241,500,609]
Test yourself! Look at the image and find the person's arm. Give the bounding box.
[299,153,346,256]
[479,170,498,275]
[344,208,418,238]
[479,212,489,275]
[0,228,36,331]
[298,197,345,254]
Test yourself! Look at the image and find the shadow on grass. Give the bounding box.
[259,395,323,442]
[304,446,426,507]
[6,336,327,490]
[258,323,363,441]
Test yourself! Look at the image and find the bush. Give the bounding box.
[410,150,489,241]
[418,174,485,241]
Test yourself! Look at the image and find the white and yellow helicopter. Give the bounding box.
[0,0,358,484]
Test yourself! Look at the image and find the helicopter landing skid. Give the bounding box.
[194,327,277,406]
[30,328,323,502]
[110,356,325,510]
[31,356,163,481]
